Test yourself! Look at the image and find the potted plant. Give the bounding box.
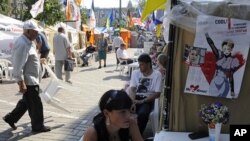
[199,102,229,141]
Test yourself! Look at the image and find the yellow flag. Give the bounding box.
[156,24,162,37]
[141,0,167,21]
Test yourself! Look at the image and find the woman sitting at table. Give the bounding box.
[83,89,143,141]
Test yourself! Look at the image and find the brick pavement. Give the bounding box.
[0,49,153,141]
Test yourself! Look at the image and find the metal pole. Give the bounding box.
[164,0,178,130]
[119,0,122,27]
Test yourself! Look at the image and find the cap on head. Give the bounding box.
[23,20,40,31]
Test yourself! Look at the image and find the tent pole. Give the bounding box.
[164,0,178,130]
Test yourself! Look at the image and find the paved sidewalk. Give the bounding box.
[0,50,132,141]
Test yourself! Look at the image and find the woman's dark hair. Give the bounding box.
[99,89,132,112]
[93,90,131,141]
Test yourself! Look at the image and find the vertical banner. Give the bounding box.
[66,0,72,20]
[30,0,44,18]
[88,0,96,29]
[184,15,249,99]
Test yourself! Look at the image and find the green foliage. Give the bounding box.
[22,0,64,26]
[37,0,64,26]
[80,7,88,24]
[0,0,12,15]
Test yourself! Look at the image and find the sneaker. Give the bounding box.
[32,126,51,133]
[81,64,85,67]
[3,115,17,130]
[98,66,101,69]
[104,64,106,67]
[66,80,72,84]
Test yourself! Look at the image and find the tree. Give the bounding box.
[0,0,12,15]
[36,0,65,26]
[22,0,65,26]
[80,7,88,24]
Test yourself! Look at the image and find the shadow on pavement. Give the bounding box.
[103,75,130,81]
[0,116,64,141]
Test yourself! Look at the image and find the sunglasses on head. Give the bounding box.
[106,90,118,106]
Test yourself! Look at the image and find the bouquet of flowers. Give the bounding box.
[199,102,229,124]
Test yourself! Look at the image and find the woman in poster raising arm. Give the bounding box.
[205,33,240,98]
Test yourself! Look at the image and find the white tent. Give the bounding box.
[0,14,23,56]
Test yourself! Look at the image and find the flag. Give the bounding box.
[30,0,44,18]
[141,0,166,21]
[137,7,142,18]
[106,9,114,29]
[88,0,96,29]
[66,0,72,20]
[127,9,133,27]
[152,10,163,25]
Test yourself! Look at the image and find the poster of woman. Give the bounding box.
[184,15,249,99]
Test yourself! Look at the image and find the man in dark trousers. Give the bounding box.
[2,20,50,133]
[81,42,96,67]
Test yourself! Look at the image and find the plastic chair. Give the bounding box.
[43,64,81,92]
[39,64,81,113]
[117,60,129,75]
[40,78,71,113]
[0,59,13,80]
[149,98,160,134]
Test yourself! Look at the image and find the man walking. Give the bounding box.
[53,27,73,83]
[2,20,50,133]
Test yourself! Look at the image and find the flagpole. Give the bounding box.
[119,0,121,28]
[164,0,178,130]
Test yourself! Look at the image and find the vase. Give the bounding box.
[208,123,222,141]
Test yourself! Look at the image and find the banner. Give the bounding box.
[0,14,23,56]
[184,15,249,99]
[30,0,44,18]
[88,0,96,29]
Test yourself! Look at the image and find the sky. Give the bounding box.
[81,0,138,9]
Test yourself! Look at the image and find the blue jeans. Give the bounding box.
[136,95,154,134]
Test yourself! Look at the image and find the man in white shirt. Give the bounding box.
[128,53,162,134]
[3,20,50,133]
[53,27,73,83]
[113,33,124,65]
[116,43,134,65]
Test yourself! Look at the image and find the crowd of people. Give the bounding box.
[2,19,167,141]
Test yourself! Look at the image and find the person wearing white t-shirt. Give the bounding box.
[116,43,134,65]
[113,33,124,64]
[128,53,162,134]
